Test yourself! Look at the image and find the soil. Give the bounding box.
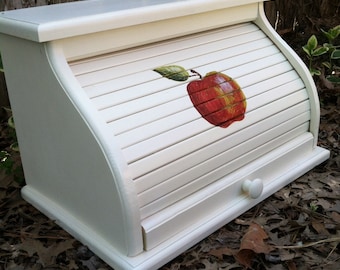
[0,14,339,270]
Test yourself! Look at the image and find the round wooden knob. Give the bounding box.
[242,178,263,199]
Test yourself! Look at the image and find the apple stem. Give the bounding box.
[190,69,202,79]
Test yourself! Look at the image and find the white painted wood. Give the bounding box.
[141,133,321,249]
[134,100,309,195]
[0,35,143,257]
[242,179,264,199]
[254,2,321,146]
[0,0,330,269]
[0,0,262,42]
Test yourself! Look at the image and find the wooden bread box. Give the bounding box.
[0,0,330,269]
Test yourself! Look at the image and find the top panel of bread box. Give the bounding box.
[0,0,266,42]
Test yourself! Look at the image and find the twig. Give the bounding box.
[326,242,338,260]
[274,11,279,31]
[275,237,340,249]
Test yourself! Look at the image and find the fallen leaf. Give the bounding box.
[209,246,235,260]
[331,211,340,223]
[16,238,75,266]
[329,201,340,213]
[278,249,301,261]
[315,198,333,210]
[239,223,273,254]
[311,221,329,236]
[235,249,254,269]
[235,223,273,268]
[287,260,297,270]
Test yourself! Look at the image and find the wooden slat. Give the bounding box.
[116,73,299,150]
[90,43,278,110]
[134,100,310,195]
[70,23,260,80]
[122,83,307,165]
[75,30,266,87]
[69,23,255,75]
[98,53,287,126]
[140,121,309,218]
[68,22,312,222]
[107,69,299,135]
[141,133,315,246]
[83,34,272,99]
[125,89,308,180]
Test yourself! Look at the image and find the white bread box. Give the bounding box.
[0,0,330,269]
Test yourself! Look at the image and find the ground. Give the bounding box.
[0,15,339,270]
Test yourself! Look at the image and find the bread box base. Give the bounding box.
[22,134,328,270]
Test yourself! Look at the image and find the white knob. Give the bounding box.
[242,178,263,199]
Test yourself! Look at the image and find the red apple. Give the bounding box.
[153,66,247,128]
[187,71,246,128]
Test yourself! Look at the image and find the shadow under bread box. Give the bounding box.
[0,0,330,269]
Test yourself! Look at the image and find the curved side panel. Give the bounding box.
[0,34,143,257]
[254,2,321,147]
[44,41,144,256]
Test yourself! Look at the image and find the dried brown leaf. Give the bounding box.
[235,223,274,268]
[331,211,340,223]
[16,238,75,266]
[286,260,297,270]
[311,221,330,235]
[234,249,254,269]
[239,223,273,254]
[209,246,236,260]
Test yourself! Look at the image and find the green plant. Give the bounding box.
[322,25,340,45]
[302,25,340,84]
[0,108,24,185]
[302,35,329,76]
[0,53,24,184]
[321,25,340,83]
[309,202,319,212]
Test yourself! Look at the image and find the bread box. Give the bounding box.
[0,0,330,269]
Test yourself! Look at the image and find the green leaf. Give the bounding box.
[10,142,19,152]
[323,43,333,49]
[331,49,340,59]
[153,65,189,81]
[302,45,312,57]
[326,75,340,84]
[310,68,321,76]
[312,46,329,57]
[329,25,340,39]
[322,61,332,69]
[322,25,340,44]
[321,29,334,43]
[0,151,14,174]
[8,116,15,129]
[307,35,318,51]
[334,25,340,36]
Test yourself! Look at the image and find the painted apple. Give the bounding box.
[153,65,246,128]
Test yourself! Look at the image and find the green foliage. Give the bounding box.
[309,202,319,212]
[302,25,340,83]
[302,35,329,76]
[321,25,340,44]
[0,53,23,182]
[0,108,24,185]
